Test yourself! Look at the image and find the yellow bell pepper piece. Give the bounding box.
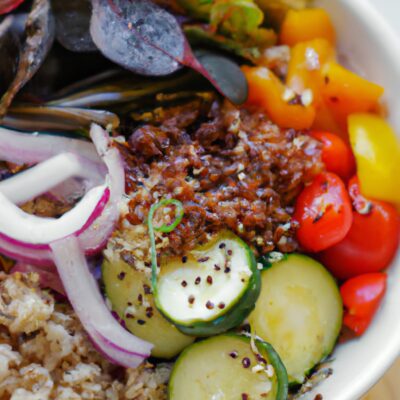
[349,113,400,204]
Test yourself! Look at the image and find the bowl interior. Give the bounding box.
[304,1,400,399]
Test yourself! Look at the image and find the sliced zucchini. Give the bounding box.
[249,253,343,384]
[155,230,261,336]
[102,258,194,359]
[169,334,288,400]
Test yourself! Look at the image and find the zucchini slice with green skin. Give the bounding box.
[249,253,343,384]
[169,334,288,400]
[155,230,261,336]
[102,258,194,359]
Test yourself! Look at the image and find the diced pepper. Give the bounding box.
[242,65,316,129]
[279,8,336,46]
[321,62,384,129]
[286,38,335,105]
[348,113,400,205]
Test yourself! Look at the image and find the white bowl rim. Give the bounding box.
[308,1,400,399]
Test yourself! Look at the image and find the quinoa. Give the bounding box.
[0,272,170,400]
[121,99,323,256]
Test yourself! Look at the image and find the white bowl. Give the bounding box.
[304,1,400,399]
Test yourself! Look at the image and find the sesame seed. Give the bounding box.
[227,249,233,256]
[255,353,267,364]
[242,357,251,368]
[145,307,153,318]
[314,395,323,400]
[127,302,132,306]
[137,319,146,325]
[301,89,314,107]
[219,243,226,249]
[242,394,249,400]
[182,256,188,263]
[126,313,134,319]
[198,257,210,263]
[137,294,143,304]
[206,301,214,310]
[218,302,226,309]
[214,264,221,271]
[224,267,231,273]
[181,280,187,287]
[195,277,201,285]
[229,351,238,359]
[206,275,213,285]
[188,295,195,304]
[143,284,151,294]
[282,87,296,102]
[117,272,126,280]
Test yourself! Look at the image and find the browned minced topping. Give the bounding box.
[120,99,322,256]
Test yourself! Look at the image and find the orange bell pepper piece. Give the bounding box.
[321,62,384,129]
[279,8,336,46]
[242,65,316,130]
[286,38,336,105]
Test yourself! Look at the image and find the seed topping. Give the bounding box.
[242,357,251,368]
[206,301,214,309]
[117,272,126,280]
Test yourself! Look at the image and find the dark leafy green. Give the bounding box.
[0,0,55,117]
[0,16,21,95]
[47,71,195,108]
[195,50,248,105]
[185,24,261,61]
[89,0,248,104]
[52,0,97,52]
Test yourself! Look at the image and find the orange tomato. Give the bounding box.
[310,131,356,180]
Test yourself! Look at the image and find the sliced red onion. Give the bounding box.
[0,152,104,205]
[50,236,152,368]
[0,126,102,165]
[0,185,109,244]
[0,124,125,265]
[11,262,65,295]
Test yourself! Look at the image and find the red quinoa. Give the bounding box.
[119,99,323,256]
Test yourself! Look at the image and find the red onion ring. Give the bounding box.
[51,236,152,368]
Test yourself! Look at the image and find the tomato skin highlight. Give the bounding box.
[320,176,400,280]
[293,172,352,252]
[310,131,356,180]
[340,273,387,336]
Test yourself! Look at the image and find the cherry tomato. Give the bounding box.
[340,273,387,336]
[320,176,400,279]
[310,131,356,180]
[293,172,352,252]
[0,0,25,15]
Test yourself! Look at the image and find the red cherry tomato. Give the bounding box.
[340,273,387,336]
[0,0,25,15]
[320,176,400,279]
[293,172,352,252]
[310,131,356,180]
